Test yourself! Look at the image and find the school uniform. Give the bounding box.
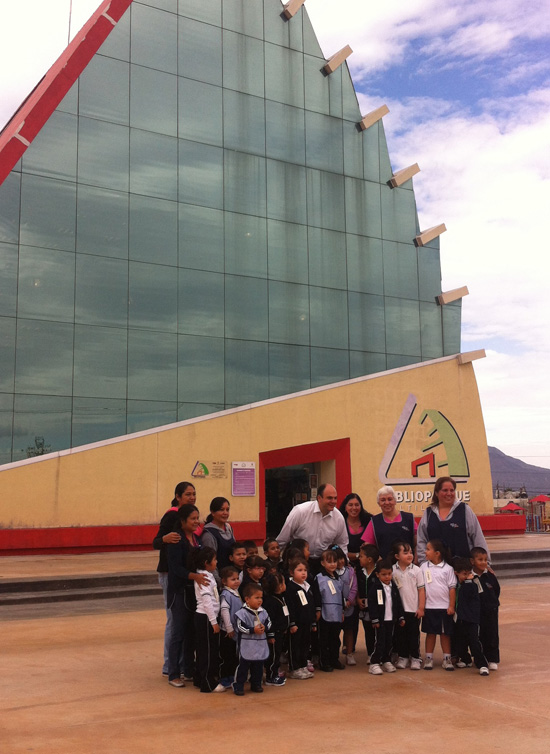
[454,578,488,669]
[392,562,424,660]
[475,570,500,664]
[420,560,457,635]
[194,571,221,692]
[371,511,415,558]
[262,592,290,682]
[234,605,273,692]
[285,579,316,671]
[218,587,242,686]
[313,570,345,670]
[355,565,377,657]
[367,575,405,665]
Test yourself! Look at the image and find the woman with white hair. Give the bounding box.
[360,485,416,558]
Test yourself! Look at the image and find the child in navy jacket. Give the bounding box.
[313,549,345,672]
[368,558,405,675]
[453,557,489,675]
[285,557,316,680]
[471,547,501,670]
[262,571,289,686]
[233,583,274,695]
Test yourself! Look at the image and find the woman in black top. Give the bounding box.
[339,492,371,564]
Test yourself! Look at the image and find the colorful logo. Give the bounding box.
[379,393,469,486]
[192,461,209,478]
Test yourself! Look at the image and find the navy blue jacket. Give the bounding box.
[366,575,405,626]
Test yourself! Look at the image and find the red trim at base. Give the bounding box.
[478,514,526,537]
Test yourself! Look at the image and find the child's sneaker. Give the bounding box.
[369,663,383,675]
[410,658,422,671]
[265,676,286,686]
[442,658,455,671]
[488,662,498,671]
[306,660,315,673]
[479,667,490,676]
[382,662,396,673]
[168,678,185,688]
[424,657,433,670]
[213,683,227,692]
[346,653,357,666]
[456,660,473,668]
[395,656,409,669]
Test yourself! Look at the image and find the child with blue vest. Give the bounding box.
[333,546,358,665]
[471,546,500,671]
[453,557,489,675]
[367,558,405,675]
[262,571,289,686]
[391,540,425,670]
[216,566,243,692]
[233,582,274,695]
[313,549,345,672]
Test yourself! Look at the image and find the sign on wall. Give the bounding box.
[191,460,227,479]
[232,462,256,496]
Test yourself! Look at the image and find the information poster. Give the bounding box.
[232,462,256,496]
[191,461,227,479]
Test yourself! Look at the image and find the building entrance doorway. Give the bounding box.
[265,463,321,537]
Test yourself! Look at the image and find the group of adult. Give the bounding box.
[153,476,489,679]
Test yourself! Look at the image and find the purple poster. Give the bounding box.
[232,462,256,496]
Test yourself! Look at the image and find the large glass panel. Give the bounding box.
[266,160,306,225]
[223,90,265,156]
[18,247,75,323]
[73,325,128,398]
[225,339,269,404]
[269,343,310,397]
[178,204,224,272]
[345,177,381,237]
[12,395,72,461]
[129,261,178,332]
[288,6,304,52]
[378,121,393,182]
[302,13,323,57]
[178,402,224,421]
[130,130,178,200]
[77,185,129,259]
[75,255,128,327]
[225,213,267,277]
[78,117,129,192]
[22,111,77,181]
[178,334,224,403]
[79,55,129,125]
[308,227,347,289]
[57,81,78,115]
[129,195,178,266]
[223,31,265,98]
[265,101,305,164]
[303,54,329,115]
[306,169,345,232]
[20,174,76,252]
[349,350,387,378]
[343,120,363,179]
[127,400,178,433]
[264,43,304,109]
[72,397,127,447]
[178,18,222,86]
[386,354,421,369]
[268,280,310,345]
[418,246,442,301]
[223,0,263,38]
[179,140,223,209]
[0,243,18,316]
[362,121,381,183]
[98,7,130,61]
[179,78,223,146]
[385,298,421,357]
[383,241,419,299]
[127,329,177,400]
[348,292,386,352]
[131,3,177,74]
[442,304,461,355]
[0,393,13,465]
[328,65,343,119]
[0,172,20,243]
[309,286,348,349]
[310,347,349,387]
[130,65,177,136]
[305,112,343,173]
[263,0,289,46]
[178,0,222,24]
[141,0,177,11]
[178,268,224,337]
[225,275,268,340]
[342,65,361,122]
[267,220,308,284]
[15,320,74,395]
[0,317,16,392]
[380,184,418,244]
[224,151,266,217]
[346,235,383,294]
[420,302,444,359]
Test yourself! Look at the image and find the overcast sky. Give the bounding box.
[1,0,549,470]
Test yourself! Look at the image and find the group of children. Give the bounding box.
[180,537,500,694]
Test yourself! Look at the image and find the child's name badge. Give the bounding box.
[377,589,384,605]
[282,605,289,616]
[394,575,402,588]
[328,580,337,595]
[298,590,308,606]
[425,569,432,584]
[475,578,484,593]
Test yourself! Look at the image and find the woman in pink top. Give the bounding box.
[361,486,417,558]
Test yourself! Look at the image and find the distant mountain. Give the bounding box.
[488,447,550,498]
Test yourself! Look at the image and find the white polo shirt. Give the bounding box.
[420,561,456,609]
[392,562,424,613]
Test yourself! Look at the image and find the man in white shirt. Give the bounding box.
[276,483,348,572]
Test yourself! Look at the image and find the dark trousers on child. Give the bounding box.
[318,618,342,669]
[288,624,310,670]
[395,611,421,659]
[265,630,285,681]
[234,658,263,692]
[360,618,376,658]
[371,620,394,665]
[218,632,238,685]
[480,608,500,663]
[455,619,488,669]
[194,613,220,692]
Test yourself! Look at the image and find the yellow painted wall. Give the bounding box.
[0,356,493,529]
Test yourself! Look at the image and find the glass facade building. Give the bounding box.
[0,0,461,464]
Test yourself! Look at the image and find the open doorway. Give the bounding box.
[265,463,321,537]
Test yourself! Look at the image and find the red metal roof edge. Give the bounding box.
[0,0,133,187]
